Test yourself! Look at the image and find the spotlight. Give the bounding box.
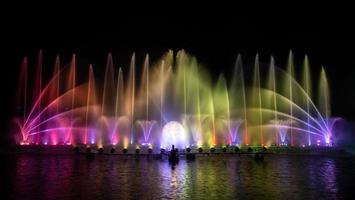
[186,147,191,153]
[234,146,240,153]
[222,147,227,153]
[262,146,267,152]
[198,147,203,153]
[98,147,104,153]
[148,148,153,154]
[122,148,128,154]
[73,146,80,153]
[135,148,140,154]
[247,147,253,153]
[86,147,92,153]
[210,147,216,153]
[110,148,116,154]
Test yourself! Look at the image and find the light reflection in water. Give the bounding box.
[1,154,353,199]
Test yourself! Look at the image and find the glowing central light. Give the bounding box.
[161,121,188,150]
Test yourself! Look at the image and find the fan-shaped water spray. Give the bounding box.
[15,50,337,150]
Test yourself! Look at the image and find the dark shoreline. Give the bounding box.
[2,145,353,158]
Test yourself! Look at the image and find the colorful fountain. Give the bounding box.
[13,50,339,151]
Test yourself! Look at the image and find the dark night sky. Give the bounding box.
[1,3,355,145]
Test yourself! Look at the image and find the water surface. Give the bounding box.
[1,154,354,199]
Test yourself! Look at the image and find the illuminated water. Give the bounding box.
[14,50,339,149]
[2,154,354,199]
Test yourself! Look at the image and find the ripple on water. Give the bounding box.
[1,154,354,200]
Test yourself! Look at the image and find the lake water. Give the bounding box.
[1,154,354,199]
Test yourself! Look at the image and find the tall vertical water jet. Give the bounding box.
[318,67,331,144]
[68,55,76,111]
[144,55,149,123]
[160,60,165,128]
[252,54,263,145]
[286,51,295,146]
[183,54,187,115]
[302,55,312,145]
[126,53,136,144]
[188,62,204,146]
[47,56,61,144]
[102,53,116,116]
[194,66,213,146]
[230,54,248,145]
[137,54,156,144]
[267,56,278,145]
[16,57,28,142]
[101,53,117,146]
[175,51,195,143]
[158,50,174,126]
[318,67,331,121]
[207,87,216,146]
[54,55,60,115]
[181,57,201,146]
[66,54,76,144]
[114,67,125,146]
[228,54,247,145]
[33,50,43,143]
[196,63,202,146]
[115,68,124,118]
[175,50,188,115]
[85,65,97,145]
[215,75,231,145]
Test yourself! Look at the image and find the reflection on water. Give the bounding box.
[1,154,355,199]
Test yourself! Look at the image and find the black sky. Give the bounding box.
[1,3,355,145]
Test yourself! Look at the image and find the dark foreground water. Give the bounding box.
[1,154,355,200]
